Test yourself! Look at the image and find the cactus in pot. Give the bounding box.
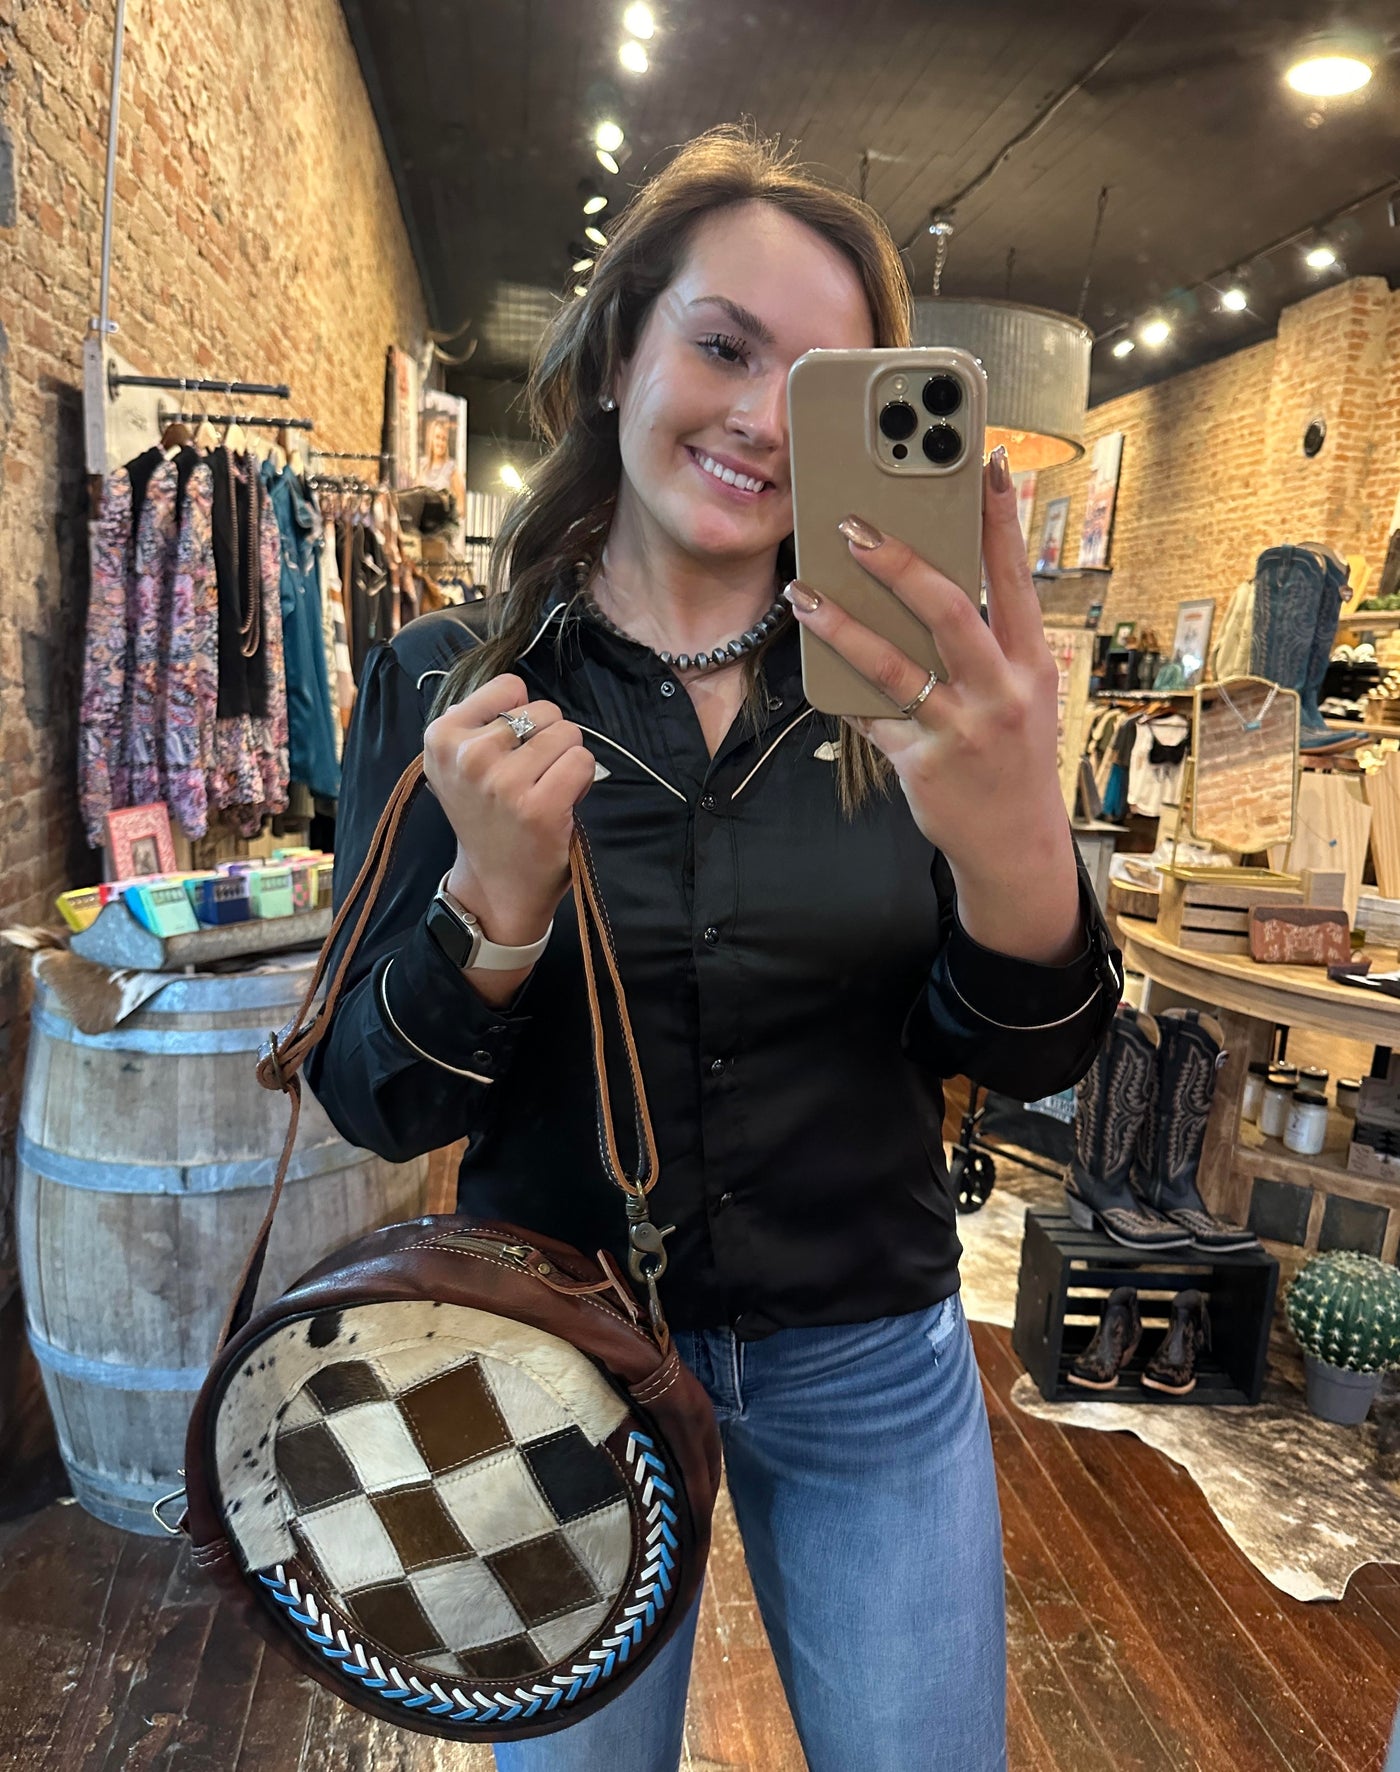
[1286,1251,1400,1424]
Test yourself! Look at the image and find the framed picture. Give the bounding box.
[1077,431,1124,569]
[1171,597,1216,689]
[104,802,176,882]
[1011,469,1038,551]
[1036,496,1070,573]
[419,390,468,512]
[1111,620,1136,650]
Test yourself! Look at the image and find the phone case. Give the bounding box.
[787,346,987,718]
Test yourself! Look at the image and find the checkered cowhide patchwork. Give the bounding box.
[213,1298,682,1730]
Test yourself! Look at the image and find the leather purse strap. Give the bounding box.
[214,753,663,1354]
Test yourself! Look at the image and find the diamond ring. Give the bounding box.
[498,709,538,745]
[899,670,941,718]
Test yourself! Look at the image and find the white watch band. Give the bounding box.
[436,874,553,971]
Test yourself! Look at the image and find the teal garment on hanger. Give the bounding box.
[263,460,341,801]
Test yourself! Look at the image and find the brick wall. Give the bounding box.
[0,0,426,1336]
[1027,277,1400,646]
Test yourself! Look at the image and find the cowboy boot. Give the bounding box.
[1252,544,1323,715]
[1301,553,1375,746]
[1143,1289,1212,1396]
[1065,1005,1191,1250]
[1069,1286,1142,1390]
[1130,1008,1259,1252]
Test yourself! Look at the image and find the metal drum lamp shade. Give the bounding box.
[911,299,1091,470]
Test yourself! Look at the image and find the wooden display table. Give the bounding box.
[1117,916,1400,1260]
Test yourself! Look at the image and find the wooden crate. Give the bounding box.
[1158,871,1303,956]
[1011,1209,1279,1407]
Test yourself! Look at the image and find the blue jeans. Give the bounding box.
[494,1294,1007,1772]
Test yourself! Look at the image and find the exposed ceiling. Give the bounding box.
[342,0,1400,437]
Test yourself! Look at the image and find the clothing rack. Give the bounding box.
[311,449,388,463]
[166,412,315,430]
[110,367,291,401]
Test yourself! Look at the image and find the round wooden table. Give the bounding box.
[1117,916,1400,1259]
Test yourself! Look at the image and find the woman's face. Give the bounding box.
[427,419,450,464]
[613,200,875,570]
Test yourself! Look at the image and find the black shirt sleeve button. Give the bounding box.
[659,680,677,698]
[472,1050,493,1067]
[717,1190,735,1209]
[709,1057,725,1074]
[767,694,783,711]
[700,792,717,812]
[702,926,720,947]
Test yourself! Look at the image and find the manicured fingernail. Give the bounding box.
[838,513,884,550]
[988,445,1011,493]
[783,579,820,613]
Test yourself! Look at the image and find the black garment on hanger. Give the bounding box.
[346,518,389,682]
[1147,727,1189,767]
[211,448,269,718]
[125,445,166,541]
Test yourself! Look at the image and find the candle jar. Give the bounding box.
[1269,1064,1299,1089]
[1299,1066,1329,1094]
[1335,1078,1362,1120]
[1283,1090,1329,1156]
[1241,1062,1271,1124]
[1260,1078,1296,1139]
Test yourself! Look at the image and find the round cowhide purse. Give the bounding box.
[174,756,722,1741]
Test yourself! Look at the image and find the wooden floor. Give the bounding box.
[2,1322,1398,1770]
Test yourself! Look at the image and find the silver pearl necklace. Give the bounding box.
[577,569,789,676]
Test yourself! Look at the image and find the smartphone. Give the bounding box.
[787,346,987,719]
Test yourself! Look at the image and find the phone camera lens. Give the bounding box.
[892,442,908,461]
[879,400,918,442]
[922,425,962,465]
[922,375,963,418]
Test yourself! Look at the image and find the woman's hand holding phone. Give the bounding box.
[783,448,1084,967]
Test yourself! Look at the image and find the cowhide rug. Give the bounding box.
[957,1170,1400,1603]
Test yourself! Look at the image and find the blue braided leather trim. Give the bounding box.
[257,1427,679,1728]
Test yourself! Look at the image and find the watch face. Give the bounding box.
[426,894,473,969]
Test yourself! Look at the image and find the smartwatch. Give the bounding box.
[425,874,553,973]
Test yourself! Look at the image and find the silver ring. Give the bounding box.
[498,709,538,745]
[899,670,941,717]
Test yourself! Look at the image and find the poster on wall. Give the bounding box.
[419,390,468,515]
[1012,470,1038,551]
[1077,431,1124,569]
[1036,496,1070,573]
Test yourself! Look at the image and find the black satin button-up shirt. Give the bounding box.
[305,596,1123,1338]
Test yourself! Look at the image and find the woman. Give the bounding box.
[308,127,1123,1772]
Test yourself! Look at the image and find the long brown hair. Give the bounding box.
[432,124,912,810]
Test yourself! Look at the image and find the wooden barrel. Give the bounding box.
[17,960,430,1535]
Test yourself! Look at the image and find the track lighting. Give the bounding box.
[619,40,648,73]
[1305,243,1338,270]
[1140,318,1171,348]
[1220,286,1248,312]
[585,225,608,248]
[623,3,655,38]
[595,121,624,153]
[1112,338,1135,358]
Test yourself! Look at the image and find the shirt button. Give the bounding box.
[709,1057,725,1075]
[767,694,783,711]
[472,1050,493,1066]
[700,792,717,812]
[717,1190,735,1209]
[659,680,677,698]
[703,926,720,947]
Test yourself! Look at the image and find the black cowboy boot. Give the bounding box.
[1065,1005,1191,1250]
[1143,1289,1212,1395]
[1069,1286,1142,1390]
[1130,1008,1260,1253]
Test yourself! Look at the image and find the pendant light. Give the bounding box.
[913,297,1090,469]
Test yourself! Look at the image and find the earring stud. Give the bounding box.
[600,395,617,412]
